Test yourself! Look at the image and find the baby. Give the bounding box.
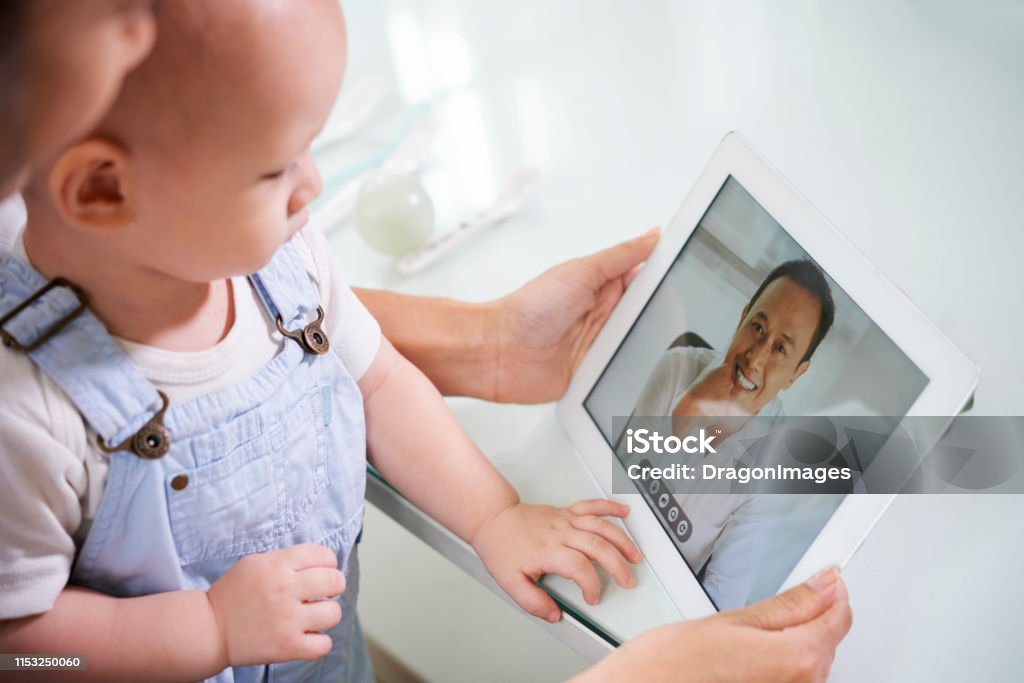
[0,1,641,681]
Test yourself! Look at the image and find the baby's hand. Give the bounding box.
[206,543,346,666]
[470,500,643,623]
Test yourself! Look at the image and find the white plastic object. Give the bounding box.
[354,173,435,255]
[316,116,438,232]
[395,166,542,275]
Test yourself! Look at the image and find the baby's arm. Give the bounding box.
[0,543,344,682]
[359,339,643,622]
[0,586,224,682]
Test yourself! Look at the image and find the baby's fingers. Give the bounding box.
[298,567,347,601]
[570,515,643,564]
[545,548,603,606]
[568,499,630,519]
[285,543,339,570]
[294,632,334,661]
[302,597,343,633]
[503,573,562,624]
[566,531,636,590]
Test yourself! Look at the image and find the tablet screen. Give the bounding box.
[583,176,929,610]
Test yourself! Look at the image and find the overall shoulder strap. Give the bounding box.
[0,254,165,447]
[249,240,331,355]
[248,240,322,330]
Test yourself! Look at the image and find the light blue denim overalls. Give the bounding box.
[0,242,372,682]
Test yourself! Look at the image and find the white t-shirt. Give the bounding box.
[0,193,25,253]
[0,217,381,619]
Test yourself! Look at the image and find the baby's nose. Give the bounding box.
[288,159,323,215]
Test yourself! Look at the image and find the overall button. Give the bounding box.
[302,322,330,355]
[134,423,172,459]
[170,474,189,491]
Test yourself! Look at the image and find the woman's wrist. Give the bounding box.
[353,288,502,400]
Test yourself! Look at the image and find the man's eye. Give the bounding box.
[262,170,286,180]
[752,322,764,335]
[775,344,786,355]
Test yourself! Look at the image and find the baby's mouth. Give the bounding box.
[734,363,758,392]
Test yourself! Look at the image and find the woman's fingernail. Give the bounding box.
[641,226,661,238]
[807,566,840,592]
[547,610,561,623]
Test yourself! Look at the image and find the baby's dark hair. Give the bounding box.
[745,259,835,363]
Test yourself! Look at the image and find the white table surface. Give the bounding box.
[322,1,1024,680]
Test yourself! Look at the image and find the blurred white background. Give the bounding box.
[317,2,1024,681]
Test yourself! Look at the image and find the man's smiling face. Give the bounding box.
[721,276,822,415]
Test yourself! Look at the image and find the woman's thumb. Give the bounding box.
[727,567,841,631]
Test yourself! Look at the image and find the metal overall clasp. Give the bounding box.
[0,277,88,353]
[97,390,173,459]
[276,305,330,355]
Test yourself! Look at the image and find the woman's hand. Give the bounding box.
[489,229,660,403]
[573,567,852,683]
[356,228,659,403]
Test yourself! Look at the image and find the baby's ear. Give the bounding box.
[48,139,134,231]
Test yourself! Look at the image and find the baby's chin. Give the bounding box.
[217,246,287,279]
[193,219,308,279]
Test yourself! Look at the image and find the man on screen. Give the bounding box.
[633,258,835,422]
[628,259,836,609]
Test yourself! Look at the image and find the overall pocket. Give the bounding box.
[166,386,329,565]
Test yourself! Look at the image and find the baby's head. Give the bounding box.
[26,0,346,281]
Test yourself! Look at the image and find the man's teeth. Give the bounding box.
[735,367,756,391]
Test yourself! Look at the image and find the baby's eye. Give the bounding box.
[262,160,301,181]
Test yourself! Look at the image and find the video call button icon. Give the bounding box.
[635,458,692,542]
[664,502,692,543]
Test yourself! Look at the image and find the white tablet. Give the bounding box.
[556,132,978,620]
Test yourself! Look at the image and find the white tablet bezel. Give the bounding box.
[556,132,979,619]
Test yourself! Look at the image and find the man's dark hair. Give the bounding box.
[745,259,835,363]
